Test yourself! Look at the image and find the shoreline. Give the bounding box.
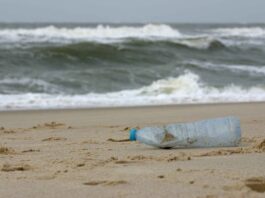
[1,100,265,113]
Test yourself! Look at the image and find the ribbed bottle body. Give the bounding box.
[136,117,241,148]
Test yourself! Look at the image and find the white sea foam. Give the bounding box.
[0,24,226,49]
[0,27,228,50]
[186,60,265,76]
[213,27,265,37]
[174,36,219,49]
[0,24,182,43]
[1,72,265,110]
[0,78,60,94]
[0,25,264,48]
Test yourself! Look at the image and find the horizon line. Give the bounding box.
[0,21,265,25]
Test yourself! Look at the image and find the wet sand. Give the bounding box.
[0,102,265,198]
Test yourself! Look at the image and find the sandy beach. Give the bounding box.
[0,102,265,198]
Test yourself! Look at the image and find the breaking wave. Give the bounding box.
[185,61,265,76]
[1,23,265,111]
[212,27,265,38]
[0,24,182,43]
[1,24,263,49]
[1,72,265,110]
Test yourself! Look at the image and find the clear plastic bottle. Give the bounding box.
[129,116,241,148]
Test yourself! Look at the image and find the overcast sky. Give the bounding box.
[0,0,265,23]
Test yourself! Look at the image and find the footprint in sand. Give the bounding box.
[107,138,130,142]
[0,127,16,134]
[223,177,265,193]
[42,137,67,142]
[245,177,265,193]
[37,170,67,180]
[22,149,40,153]
[1,163,32,172]
[83,180,127,186]
[253,139,265,152]
[114,160,136,164]
[32,122,71,130]
[0,146,16,155]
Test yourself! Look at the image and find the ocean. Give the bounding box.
[1,23,265,110]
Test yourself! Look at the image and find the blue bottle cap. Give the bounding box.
[129,128,138,141]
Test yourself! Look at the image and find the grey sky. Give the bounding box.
[0,0,265,23]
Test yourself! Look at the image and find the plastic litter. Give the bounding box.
[129,116,241,149]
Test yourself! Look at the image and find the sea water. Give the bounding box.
[1,23,265,110]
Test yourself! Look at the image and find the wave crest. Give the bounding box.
[213,27,265,37]
[0,78,60,94]
[185,60,265,76]
[1,72,265,110]
[0,24,181,43]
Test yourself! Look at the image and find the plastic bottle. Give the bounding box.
[129,116,241,149]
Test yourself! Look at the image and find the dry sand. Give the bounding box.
[0,102,265,198]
